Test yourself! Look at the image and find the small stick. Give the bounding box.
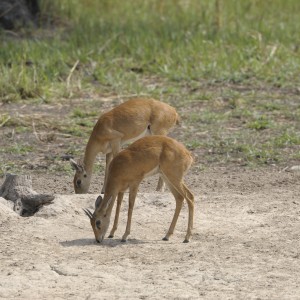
[0,116,11,127]
[32,121,42,142]
[66,60,80,89]
[264,45,278,64]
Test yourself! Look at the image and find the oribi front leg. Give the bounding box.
[108,192,124,238]
[121,185,139,242]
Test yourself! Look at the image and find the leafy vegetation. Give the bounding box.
[0,0,299,174]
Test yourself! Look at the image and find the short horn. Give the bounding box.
[83,208,93,219]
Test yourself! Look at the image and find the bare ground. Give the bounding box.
[0,168,300,299]
[0,91,300,299]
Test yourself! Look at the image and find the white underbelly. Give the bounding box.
[122,126,151,145]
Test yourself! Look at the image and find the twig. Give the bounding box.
[3,30,19,37]
[279,166,289,173]
[0,116,11,127]
[66,60,80,89]
[32,121,42,142]
[9,129,15,141]
[225,127,240,131]
[214,0,221,32]
[264,45,278,64]
[0,3,18,18]
[55,133,73,138]
[98,33,121,54]
[32,90,47,103]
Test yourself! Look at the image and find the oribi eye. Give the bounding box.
[84,174,87,178]
[96,220,101,229]
[76,179,81,186]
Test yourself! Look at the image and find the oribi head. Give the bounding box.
[70,159,91,194]
[83,195,111,243]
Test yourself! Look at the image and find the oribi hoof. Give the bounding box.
[108,235,114,238]
[183,239,189,243]
[162,237,169,241]
[121,239,127,243]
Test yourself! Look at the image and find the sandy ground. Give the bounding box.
[0,169,300,299]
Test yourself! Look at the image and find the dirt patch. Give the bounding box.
[0,169,299,299]
[1,92,300,298]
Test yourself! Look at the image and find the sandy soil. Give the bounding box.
[0,168,300,299]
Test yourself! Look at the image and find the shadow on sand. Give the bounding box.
[60,237,148,247]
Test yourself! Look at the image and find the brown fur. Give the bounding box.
[71,98,179,194]
[85,136,195,243]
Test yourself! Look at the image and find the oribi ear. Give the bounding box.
[95,195,103,209]
[70,159,84,172]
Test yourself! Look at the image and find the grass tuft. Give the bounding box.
[0,0,300,171]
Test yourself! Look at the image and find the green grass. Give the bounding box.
[1,0,300,101]
[71,109,98,119]
[0,0,300,171]
[186,140,202,151]
[0,144,34,155]
[247,116,272,131]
